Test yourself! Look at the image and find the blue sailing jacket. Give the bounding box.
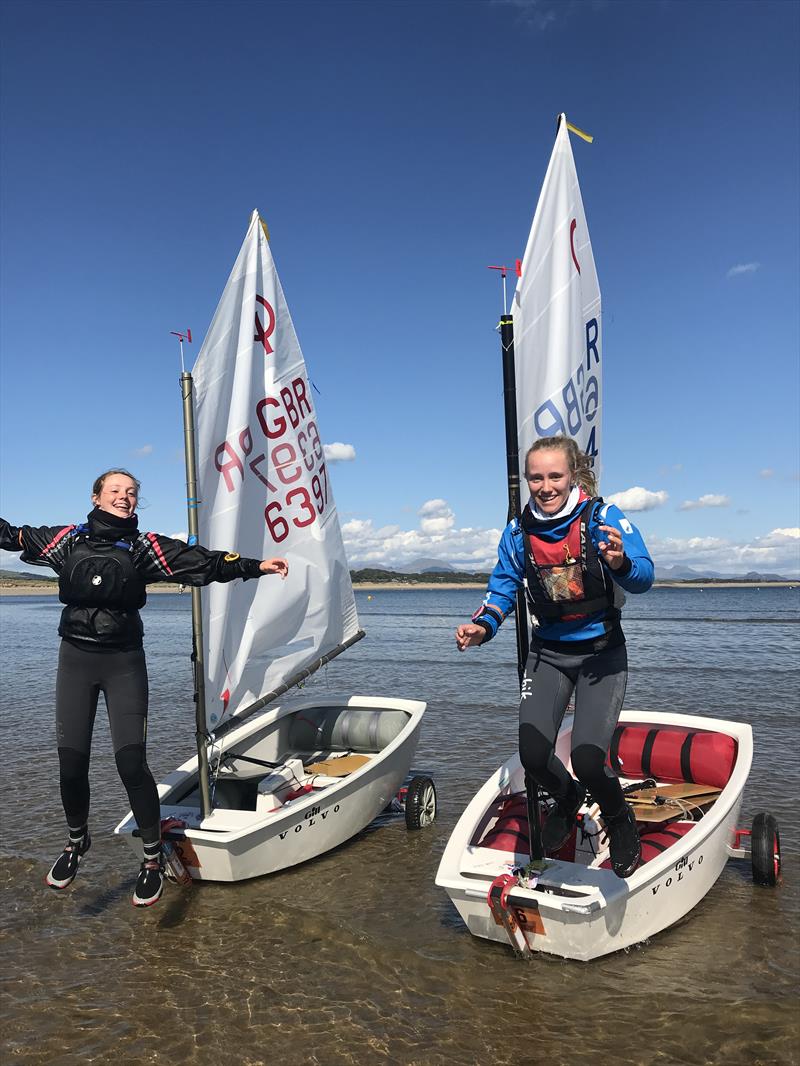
[473,498,654,644]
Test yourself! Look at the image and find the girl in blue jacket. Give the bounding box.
[455,436,654,877]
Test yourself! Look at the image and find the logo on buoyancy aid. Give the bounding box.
[58,529,146,611]
[522,498,614,622]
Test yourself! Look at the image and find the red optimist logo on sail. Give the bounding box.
[254,294,276,354]
[513,115,602,475]
[191,210,360,727]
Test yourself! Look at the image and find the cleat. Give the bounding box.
[542,782,586,853]
[46,832,91,890]
[132,857,165,907]
[603,802,641,878]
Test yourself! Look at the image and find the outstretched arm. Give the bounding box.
[0,520,23,552]
[0,520,75,571]
[137,533,288,586]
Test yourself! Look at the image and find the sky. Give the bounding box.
[1,0,798,576]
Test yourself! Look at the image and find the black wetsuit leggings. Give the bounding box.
[55,640,161,845]
[518,640,628,816]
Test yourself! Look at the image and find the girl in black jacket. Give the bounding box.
[1,469,288,906]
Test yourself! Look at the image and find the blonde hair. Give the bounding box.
[524,436,597,496]
[92,469,141,498]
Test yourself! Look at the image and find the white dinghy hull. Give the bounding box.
[436,710,752,961]
[116,696,425,882]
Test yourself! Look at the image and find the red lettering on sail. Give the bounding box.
[254,295,276,354]
[570,219,581,274]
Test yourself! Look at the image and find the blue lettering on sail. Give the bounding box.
[585,318,599,368]
[532,317,601,440]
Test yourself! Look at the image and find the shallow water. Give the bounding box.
[1,587,798,1065]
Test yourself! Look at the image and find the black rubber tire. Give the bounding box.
[404,775,437,831]
[751,812,781,887]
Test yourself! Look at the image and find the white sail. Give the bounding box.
[192,210,360,730]
[512,115,602,480]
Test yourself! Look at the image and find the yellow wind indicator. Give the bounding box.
[566,120,593,143]
[259,216,271,241]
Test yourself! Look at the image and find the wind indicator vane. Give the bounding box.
[487,262,522,316]
[171,328,193,374]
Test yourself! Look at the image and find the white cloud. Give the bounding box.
[759,469,774,479]
[134,444,154,457]
[342,503,800,577]
[323,442,356,464]
[678,494,730,511]
[726,262,760,278]
[650,529,800,574]
[169,531,188,542]
[418,498,455,535]
[763,527,799,542]
[497,0,560,31]
[341,502,501,571]
[606,487,668,513]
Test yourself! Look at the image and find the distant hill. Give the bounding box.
[655,565,792,582]
[0,568,56,583]
[655,565,723,581]
[350,568,488,585]
[392,558,457,574]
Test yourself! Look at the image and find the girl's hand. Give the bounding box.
[455,623,485,651]
[598,525,625,571]
[260,557,289,578]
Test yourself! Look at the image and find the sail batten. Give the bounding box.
[191,210,361,731]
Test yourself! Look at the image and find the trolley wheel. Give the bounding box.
[751,812,781,887]
[404,775,437,831]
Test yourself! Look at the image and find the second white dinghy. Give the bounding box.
[436,710,781,961]
[115,212,435,881]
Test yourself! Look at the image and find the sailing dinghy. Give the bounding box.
[437,710,780,961]
[435,117,780,958]
[115,212,435,882]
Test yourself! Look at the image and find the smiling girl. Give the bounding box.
[454,436,654,878]
[1,469,288,906]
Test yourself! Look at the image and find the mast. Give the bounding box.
[498,306,543,863]
[179,362,213,820]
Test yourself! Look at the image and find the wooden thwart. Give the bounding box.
[628,783,722,824]
[305,754,370,777]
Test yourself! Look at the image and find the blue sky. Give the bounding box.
[1,0,798,575]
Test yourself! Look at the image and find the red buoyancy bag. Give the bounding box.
[609,726,737,790]
[479,794,577,862]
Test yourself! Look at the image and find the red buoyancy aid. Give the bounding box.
[521,497,616,622]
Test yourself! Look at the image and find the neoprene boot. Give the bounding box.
[603,802,641,878]
[46,830,91,890]
[542,781,586,853]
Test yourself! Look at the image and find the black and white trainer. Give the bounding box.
[132,857,165,907]
[45,832,91,890]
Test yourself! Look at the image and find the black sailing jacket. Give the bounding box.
[0,509,265,649]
